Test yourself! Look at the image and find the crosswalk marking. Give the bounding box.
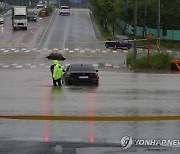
[0,63,123,69]
[2,65,9,68]
[11,63,18,66]
[25,50,30,52]
[80,50,85,53]
[0,48,130,54]
[25,63,31,66]
[105,63,112,67]
[39,63,45,66]
[112,50,117,53]
[16,65,23,68]
[91,50,95,53]
[30,65,37,68]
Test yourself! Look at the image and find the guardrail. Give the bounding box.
[116,18,180,41]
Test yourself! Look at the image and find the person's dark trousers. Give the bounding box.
[53,78,62,86]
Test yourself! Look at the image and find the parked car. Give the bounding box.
[27,11,37,22]
[0,15,4,24]
[62,64,99,85]
[105,35,132,49]
[59,6,70,15]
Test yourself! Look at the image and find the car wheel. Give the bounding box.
[65,78,72,85]
[105,43,109,48]
[115,44,118,50]
[94,82,99,86]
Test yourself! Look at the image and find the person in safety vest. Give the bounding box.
[50,60,63,86]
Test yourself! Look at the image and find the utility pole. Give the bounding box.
[144,0,147,37]
[133,0,137,61]
[59,0,61,8]
[157,0,160,51]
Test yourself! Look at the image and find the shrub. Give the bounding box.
[45,6,54,16]
[150,52,173,70]
[127,52,173,70]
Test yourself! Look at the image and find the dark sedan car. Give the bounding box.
[105,35,132,49]
[62,64,99,85]
[27,11,37,22]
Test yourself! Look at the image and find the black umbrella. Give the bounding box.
[46,52,66,61]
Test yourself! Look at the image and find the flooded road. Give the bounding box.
[0,69,180,144]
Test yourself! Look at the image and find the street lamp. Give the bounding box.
[133,0,137,61]
[157,0,160,51]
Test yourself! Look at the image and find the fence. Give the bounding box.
[116,18,180,41]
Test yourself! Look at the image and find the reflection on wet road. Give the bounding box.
[0,69,180,143]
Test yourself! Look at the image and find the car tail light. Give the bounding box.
[68,73,77,78]
[89,73,99,78]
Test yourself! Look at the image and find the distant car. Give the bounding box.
[0,16,4,24]
[105,35,132,49]
[28,11,37,22]
[62,64,99,85]
[59,6,70,15]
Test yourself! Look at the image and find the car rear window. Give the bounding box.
[28,12,36,15]
[61,6,69,9]
[70,65,94,71]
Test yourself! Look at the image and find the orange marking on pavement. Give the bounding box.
[0,115,180,121]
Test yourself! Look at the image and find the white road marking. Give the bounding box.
[32,48,37,51]
[123,50,129,53]
[93,64,99,67]
[102,50,107,53]
[113,65,120,69]
[11,63,18,66]
[14,50,20,53]
[3,50,9,53]
[112,50,117,53]
[75,48,79,51]
[80,50,85,53]
[2,65,9,68]
[85,48,90,51]
[30,65,37,68]
[91,50,96,53]
[0,49,5,51]
[69,50,74,53]
[21,48,27,51]
[25,50,30,52]
[96,49,101,51]
[44,66,50,68]
[39,63,45,66]
[11,48,16,51]
[16,65,23,68]
[53,48,58,51]
[65,64,70,66]
[64,48,69,51]
[25,63,31,66]
[105,63,112,67]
